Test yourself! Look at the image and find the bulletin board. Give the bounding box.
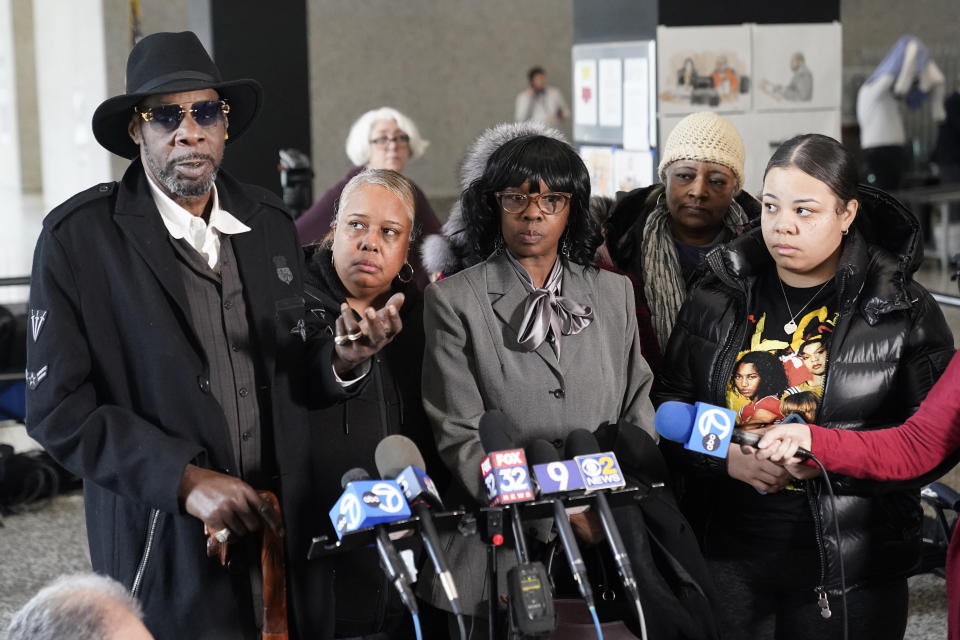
[573,40,657,194]
[572,40,657,150]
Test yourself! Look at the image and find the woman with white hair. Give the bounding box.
[296,107,441,289]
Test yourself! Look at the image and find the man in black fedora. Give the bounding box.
[25,31,403,639]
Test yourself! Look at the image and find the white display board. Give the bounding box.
[752,22,842,111]
[657,24,753,115]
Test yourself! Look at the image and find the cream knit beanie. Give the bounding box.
[657,111,745,188]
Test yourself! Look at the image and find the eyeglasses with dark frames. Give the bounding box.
[369,134,410,147]
[134,99,230,133]
[494,191,572,215]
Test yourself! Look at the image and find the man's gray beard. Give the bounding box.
[149,154,219,198]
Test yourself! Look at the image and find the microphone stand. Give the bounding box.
[479,508,504,640]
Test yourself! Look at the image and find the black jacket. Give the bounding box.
[653,185,955,594]
[25,160,349,639]
[603,184,761,371]
[302,245,447,637]
[604,183,761,287]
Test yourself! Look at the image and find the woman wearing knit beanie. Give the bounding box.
[603,111,759,374]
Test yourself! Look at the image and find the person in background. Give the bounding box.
[295,107,441,289]
[7,573,153,640]
[302,169,447,638]
[933,72,960,223]
[514,66,571,129]
[603,111,759,374]
[653,133,954,640]
[857,35,946,190]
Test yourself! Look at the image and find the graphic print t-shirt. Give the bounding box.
[721,270,839,544]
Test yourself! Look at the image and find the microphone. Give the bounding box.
[526,439,597,614]
[565,429,646,627]
[479,410,536,507]
[375,435,464,622]
[655,400,813,459]
[478,411,556,637]
[328,468,412,538]
[331,468,419,618]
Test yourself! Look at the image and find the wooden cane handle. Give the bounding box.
[259,490,288,640]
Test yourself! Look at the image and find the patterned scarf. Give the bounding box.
[505,251,594,358]
[641,197,749,348]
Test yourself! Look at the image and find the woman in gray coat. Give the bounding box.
[420,131,657,632]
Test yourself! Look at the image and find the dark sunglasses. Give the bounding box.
[134,99,230,132]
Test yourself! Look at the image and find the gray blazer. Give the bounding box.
[420,252,656,614]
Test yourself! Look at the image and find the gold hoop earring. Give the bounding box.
[397,262,414,283]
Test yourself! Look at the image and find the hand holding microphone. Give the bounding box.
[654,400,807,493]
[752,423,824,480]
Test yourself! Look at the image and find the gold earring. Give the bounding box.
[224,131,229,140]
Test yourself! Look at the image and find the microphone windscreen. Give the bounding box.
[340,467,371,489]
[526,438,561,465]
[479,410,517,453]
[653,401,698,443]
[565,428,601,458]
[375,434,426,478]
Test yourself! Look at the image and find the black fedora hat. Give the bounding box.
[92,31,263,159]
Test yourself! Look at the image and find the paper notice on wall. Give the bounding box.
[580,145,614,197]
[623,57,650,150]
[574,59,598,126]
[598,58,622,127]
[614,149,655,192]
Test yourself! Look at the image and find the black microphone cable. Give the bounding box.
[752,415,848,640]
[565,430,648,640]
[527,438,604,640]
[375,435,468,640]
[340,468,424,640]
[799,455,847,640]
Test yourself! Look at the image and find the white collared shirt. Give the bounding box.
[146,175,250,270]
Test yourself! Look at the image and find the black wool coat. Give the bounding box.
[26,160,349,640]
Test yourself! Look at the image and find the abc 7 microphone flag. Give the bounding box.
[329,479,411,539]
[689,403,737,457]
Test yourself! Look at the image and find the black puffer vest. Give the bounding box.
[653,185,955,600]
